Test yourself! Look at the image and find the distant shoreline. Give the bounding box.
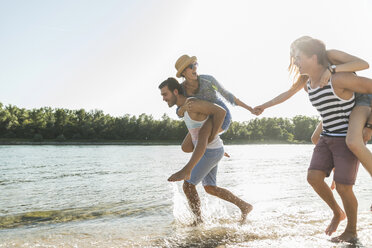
[0,139,310,145]
[0,139,180,146]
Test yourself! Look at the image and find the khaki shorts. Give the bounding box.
[309,136,359,185]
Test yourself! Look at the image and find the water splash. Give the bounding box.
[170,183,194,225]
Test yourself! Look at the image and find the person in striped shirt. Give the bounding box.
[254,37,372,178]
[287,36,372,244]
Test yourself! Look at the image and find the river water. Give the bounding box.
[0,145,371,247]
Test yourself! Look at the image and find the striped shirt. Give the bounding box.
[307,79,355,136]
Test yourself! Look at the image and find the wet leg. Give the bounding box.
[204,185,253,223]
[331,183,358,243]
[307,170,345,235]
[183,181,202,224]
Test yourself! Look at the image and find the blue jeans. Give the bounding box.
[214,99,232,132]
[355,93,372,106]
[186,147,224,186]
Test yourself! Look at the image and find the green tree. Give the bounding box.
[292,115,319,142]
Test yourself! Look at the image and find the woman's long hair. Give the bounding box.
[288,36,328,89]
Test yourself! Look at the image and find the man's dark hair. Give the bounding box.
[158,77,184,95]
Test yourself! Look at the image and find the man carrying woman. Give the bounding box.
[277,36,372,243]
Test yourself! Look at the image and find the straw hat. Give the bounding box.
[175,55,197,78]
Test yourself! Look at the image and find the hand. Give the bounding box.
[246,105,254,114]
[178,100,194,116]
[177,105,186,117]
[242,104,254,114]
[185,100,194,112]
[319,69,332,88]
[253,106,264,116]
[362,127,372,143]
[208,134,214,143]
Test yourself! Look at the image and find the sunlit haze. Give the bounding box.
[1,0,372,121]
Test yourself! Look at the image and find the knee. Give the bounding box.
[307,172,323,187]
[181,143,193,153]
[204,185,218,195]
[335,183,352,195]
[183,181,194,193]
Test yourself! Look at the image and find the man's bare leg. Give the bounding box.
[168,119,213,182]
[331,183,358,243]
[183,181,202,224]
[204,185,253,223]
[307,170,346,236]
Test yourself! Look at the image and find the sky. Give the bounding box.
[1,0,372,122]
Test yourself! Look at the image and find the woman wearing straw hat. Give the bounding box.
[175,55,253,130]
[167,54,254,182]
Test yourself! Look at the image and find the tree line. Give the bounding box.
[0,102,320,143]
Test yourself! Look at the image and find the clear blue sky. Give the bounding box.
[1,0,372,121]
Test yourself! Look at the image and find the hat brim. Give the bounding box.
[176,56,197,78]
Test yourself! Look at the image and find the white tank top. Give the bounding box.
[184,111,223,149]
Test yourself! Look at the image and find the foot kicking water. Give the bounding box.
[239,202,253,224]
[325,209,346,236]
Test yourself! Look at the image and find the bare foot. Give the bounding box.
[239,202,253,223]
[331,231,358,244]
[168,168,191,182]
[325,210,346,236]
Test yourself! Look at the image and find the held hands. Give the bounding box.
[252,106,265,116]
[239,104,255,115]
[319,69,332,88]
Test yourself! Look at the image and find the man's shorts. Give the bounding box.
[309,136,359,185]
[187,147,224,186]
[355,93,372,107]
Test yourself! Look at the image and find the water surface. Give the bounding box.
[0,145,371,247]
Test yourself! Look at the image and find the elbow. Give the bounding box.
[365,62,370,70]
[361,60,369,70]
[311,135,319,145]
